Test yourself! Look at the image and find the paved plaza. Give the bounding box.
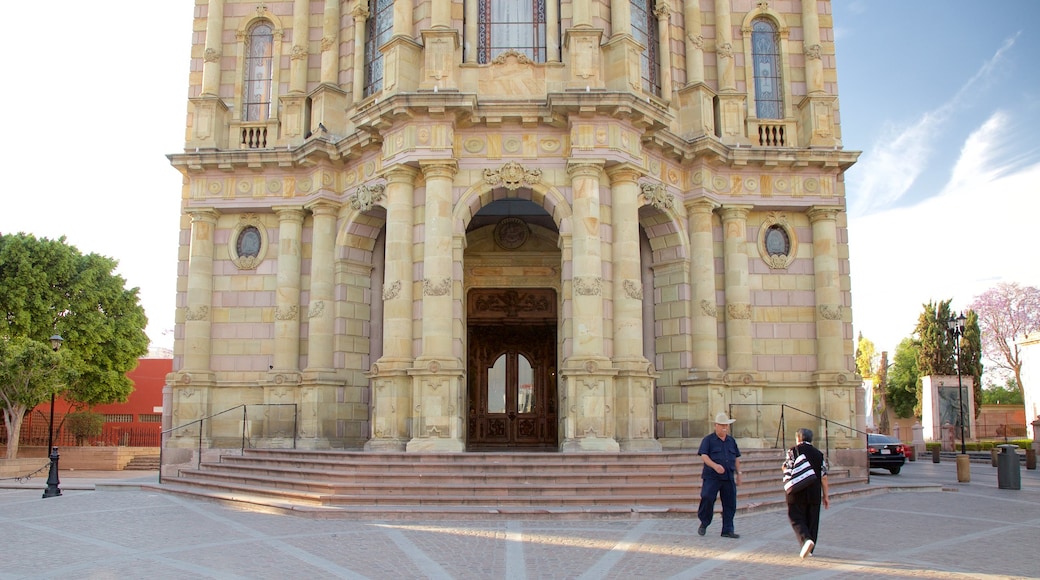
[1,458,1037,579]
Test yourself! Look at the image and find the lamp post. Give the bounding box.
[945,313,967,454]
[42,334,63,499]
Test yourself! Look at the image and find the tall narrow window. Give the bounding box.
[243,22,274,121]
[477,0,547,64]
[631,0,660,96]
[364,0,394,97]
[751,18,783,119]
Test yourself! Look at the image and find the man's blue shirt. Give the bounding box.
[698,432,741,480]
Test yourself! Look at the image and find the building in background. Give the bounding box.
[165,0,861,464]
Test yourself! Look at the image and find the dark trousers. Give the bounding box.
[698,477,737,533]
[787,497,822,548]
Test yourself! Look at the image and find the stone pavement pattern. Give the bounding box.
[0,461,1037,579]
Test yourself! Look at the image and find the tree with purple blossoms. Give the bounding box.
[969,282,1040,397]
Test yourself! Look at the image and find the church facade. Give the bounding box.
[166,0,862,459]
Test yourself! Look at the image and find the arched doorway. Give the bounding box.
[466,288,558,450]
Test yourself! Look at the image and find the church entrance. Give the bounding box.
[466,289,558,450]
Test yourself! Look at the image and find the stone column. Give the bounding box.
[714,0,735,92]
[394,0,413,37]
[431,0,450,27]
[607,166,661,451]
[687,199,721,377]
[610,0,630,35]
[572,0,592,28]
[320,0,341,85]
[351,3,368,103]
[655,2,673,99]
[270,207,305,377]
[802,0,824,95]
[367,166,417,451]
[683,0,704,85]
[546,0,560,63]
[290,0,309,94]
[463,0,477,64]
[407,161,465,452]
[304,202,339,375]
[720,205,752,373]
[808,206,844,373]
[183,209,218,378]
[201,0,225,97]
[560,160,618,452]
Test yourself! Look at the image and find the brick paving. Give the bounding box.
[1,459,1037,579]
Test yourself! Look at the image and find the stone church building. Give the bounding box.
[165,0,862,459]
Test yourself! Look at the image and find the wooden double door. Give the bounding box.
[466,289,558,450]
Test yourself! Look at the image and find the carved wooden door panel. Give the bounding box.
[467,324,557,450]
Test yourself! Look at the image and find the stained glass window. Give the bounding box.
[477,0,547,64]
[243,22,274,121]
[364,0,394,97]
[751,18,783,119]
[631,0,660,96]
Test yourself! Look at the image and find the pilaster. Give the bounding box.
[420,28,460,91]
[720,205,753,373]
[564,28,605,90]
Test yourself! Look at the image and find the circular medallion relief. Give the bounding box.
[493,217,530,250]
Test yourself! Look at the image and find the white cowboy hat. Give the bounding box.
[714,412,736,425]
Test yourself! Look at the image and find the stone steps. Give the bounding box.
[154,448,869,518]
[124,455,161,470]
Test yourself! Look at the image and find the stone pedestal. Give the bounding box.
[956,453,971,483]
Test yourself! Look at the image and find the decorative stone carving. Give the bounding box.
[493,217,530,250]
[423,277,451,296]
[428,360,441,373]
[308,300,325,318]
[574,276,602,296]
[726,303,752,320]
[350,183,386,212]
[185,306,209,321]
[491,49,532,65]
[819,304,844,320]
[321,36,334,53]
[805,43,822,60]
[474,290,552,317]
[484,161,542,191]
[382,280,401,301]
[700,300,718,318]
[229,214,269,270]
[204,48,221,63]
[274,305,299,321]
[757,211,798,270]
[640,182,674,211]
[290,45,307,60]
[688,34,704,49]
[623,279,643,300]
[717,42,733,59]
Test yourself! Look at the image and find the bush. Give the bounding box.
[65,411,104,445]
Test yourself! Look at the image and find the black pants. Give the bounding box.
[787,498,822,548]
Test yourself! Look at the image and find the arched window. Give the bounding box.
[243,22,274,121]
[364,0,394,97]
[751,18,782,119]
[477,0,547,64]
[631,0,660,96]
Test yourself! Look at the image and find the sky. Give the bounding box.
[2,2,1039,367]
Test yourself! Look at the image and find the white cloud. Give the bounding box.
[850,113,1040,356]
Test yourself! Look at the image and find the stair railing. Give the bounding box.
[728,402,872,482]
[158,403,298,483]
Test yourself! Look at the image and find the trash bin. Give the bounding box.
[997,445,1021,490]
[932,447,940,463]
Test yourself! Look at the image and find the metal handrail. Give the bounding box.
[728,402,872,482]
[158,403,298,483]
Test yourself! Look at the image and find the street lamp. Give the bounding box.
[42,334,63,499]
[945,313,968,455]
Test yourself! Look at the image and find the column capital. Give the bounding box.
[187,208,220,223]
[272,205,307,222]
[807,205,842,223]
[380,164,420,183]
[419,159,458,180]
[604,163,643,184]
[684,198,720,214]
[719,204,752,221]
[566,159,606,179]
[305,199,341,216]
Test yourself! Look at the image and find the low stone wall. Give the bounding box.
[0,447,157,470]
[0,458,51,479]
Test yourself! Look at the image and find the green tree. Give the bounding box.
[0,233,148,458]
[0,337,78,459]
[979,379,1023,405]
[887,338,920,419]
[915,299,954,377]
[961,310,984,419]
[855,332,878,381]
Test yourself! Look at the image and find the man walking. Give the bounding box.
[784,428,829,558]
[697,412,742,538]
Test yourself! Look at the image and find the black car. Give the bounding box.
[868,433,907,474]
